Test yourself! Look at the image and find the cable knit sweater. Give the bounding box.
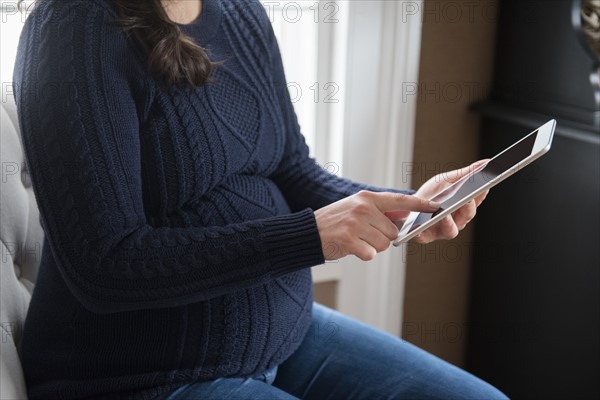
[13,0,410,398]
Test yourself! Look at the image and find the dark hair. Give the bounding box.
[111,0,220,88]
[18,0,219,88]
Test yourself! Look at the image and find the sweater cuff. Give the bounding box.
[261,209,325,276]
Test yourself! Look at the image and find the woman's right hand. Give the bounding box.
[314,190,440,261]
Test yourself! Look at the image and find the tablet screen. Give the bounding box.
[404,129,538,233]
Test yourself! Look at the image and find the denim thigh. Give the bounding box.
[273,303,509,400]
[154,364,295,400]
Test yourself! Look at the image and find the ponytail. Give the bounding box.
[111,0,220,88]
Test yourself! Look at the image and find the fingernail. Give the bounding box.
[429,200,441,209]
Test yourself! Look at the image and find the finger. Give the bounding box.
[424,215,459,241]
[451,200,477,230]
[413,199,476,243]
[367,191,440,214]
[412,227,441,244]
[439,215,460,239]
[358,226,393,253]
[384,210,410,222]
[369,214,400,240]
[473,190,489,207]
[351,239,377,261]
[410,225,437,244]
[412,232,432,245]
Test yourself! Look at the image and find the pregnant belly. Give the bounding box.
[189,175,292,225]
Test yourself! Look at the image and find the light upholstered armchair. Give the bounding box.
[1,95,43,400]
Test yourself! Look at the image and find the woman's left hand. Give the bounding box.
[409,160,489,244]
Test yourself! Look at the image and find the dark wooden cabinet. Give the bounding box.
[466,1,599,399]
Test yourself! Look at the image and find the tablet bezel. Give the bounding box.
[392,119,556,247]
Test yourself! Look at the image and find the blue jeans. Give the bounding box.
[154,303,509,399]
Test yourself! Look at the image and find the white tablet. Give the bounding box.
[393,119,556,247]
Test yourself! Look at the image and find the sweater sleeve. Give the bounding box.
[13,0,324,314]
[264,16,414,212]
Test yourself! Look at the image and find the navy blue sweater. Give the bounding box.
[14,0,410,398]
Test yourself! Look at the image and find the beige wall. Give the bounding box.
[314,281,337,310]
[402,0,498,367]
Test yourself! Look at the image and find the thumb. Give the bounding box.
[442,159,490,185]
[371,192,440,214]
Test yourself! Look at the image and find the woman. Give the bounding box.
[13,0,508,398]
